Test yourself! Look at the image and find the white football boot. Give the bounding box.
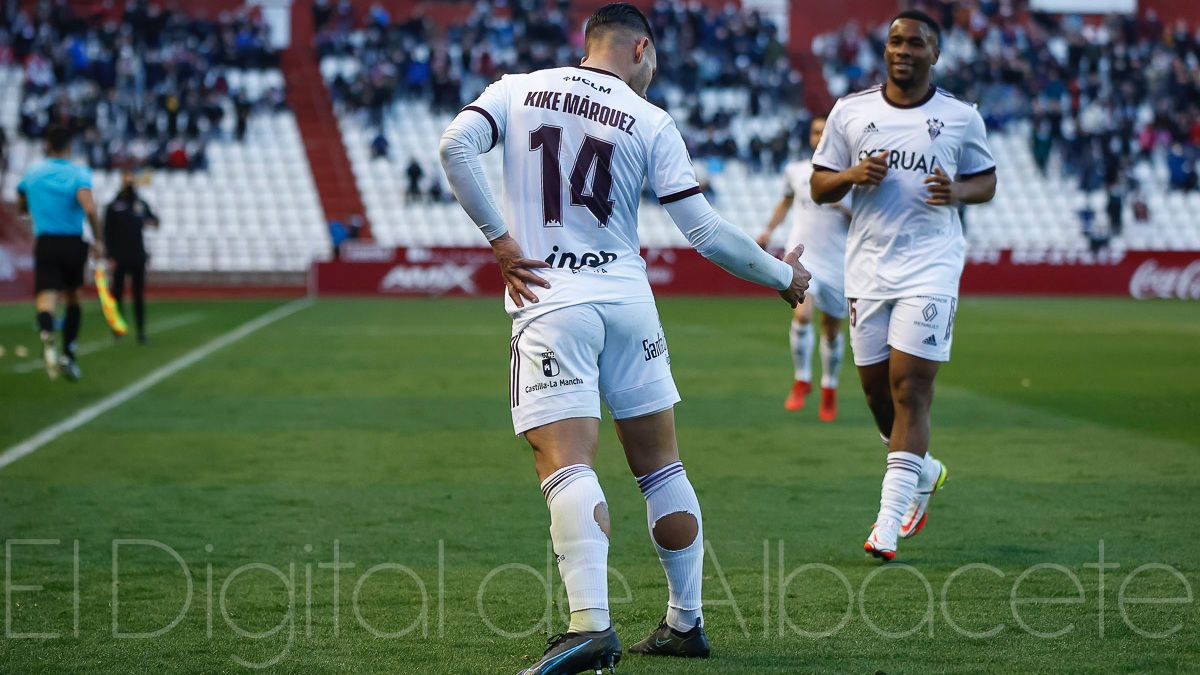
[900,458,948,539]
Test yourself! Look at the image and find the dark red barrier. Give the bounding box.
[315,246,1200,300]
[0,243,34,301]
[962,249,1200,299]
[313,245,772,297]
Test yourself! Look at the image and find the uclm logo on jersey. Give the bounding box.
[379,263,480,293]
[562,75,612,94]
[1129,259,1200,300]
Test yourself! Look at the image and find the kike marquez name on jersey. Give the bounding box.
[523,89,638,135]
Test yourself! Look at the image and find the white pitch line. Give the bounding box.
[10,312,207,374]
[0,298,312,472]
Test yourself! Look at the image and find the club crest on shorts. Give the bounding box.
[541,350,560,378]
[926,118,944,141]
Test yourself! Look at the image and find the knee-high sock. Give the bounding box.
[36,311,54,337]
[637,461,704,632]
[789,320,814,382]
[541,464,609,633]
[62,305,81,358]
[877,452,923,527]
[819,332,845,389]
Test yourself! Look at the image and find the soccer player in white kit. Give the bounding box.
[439,4,810,672]
[810,10,996,562]
[757,116,851,421]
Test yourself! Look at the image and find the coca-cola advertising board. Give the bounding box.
[960,249,1200,299]
[312,247,1200,300]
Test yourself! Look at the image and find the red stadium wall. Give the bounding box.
[0,243,34,301]
[312,246,1200,300]
[1141,0,1200,23]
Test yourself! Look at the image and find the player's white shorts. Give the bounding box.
[807,275,848,319]
[509,301,680,435]
[848,295,957,366]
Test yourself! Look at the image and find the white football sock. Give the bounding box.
[637,461,703,632]
[877,452,923,527]
[541,464,610,633]
[789,320,814,383]
[819,333,845,389]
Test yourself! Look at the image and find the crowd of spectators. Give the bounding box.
[0,0,285,172]
[814,0,1200,202]
[315,0,808,177]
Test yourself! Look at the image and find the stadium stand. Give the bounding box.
[320,1,804,248]
[0,2,330,272]
[813,3,1200,251]
[322,0,1200,254]
[3,0,1197,274]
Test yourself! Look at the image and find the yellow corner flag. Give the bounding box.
[94,264,128,336]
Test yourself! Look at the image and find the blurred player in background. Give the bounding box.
[16,125,103,381]
[757,116,851,421]
[811,10,996,561]
[105,170,159,344]
[440,4,809,672]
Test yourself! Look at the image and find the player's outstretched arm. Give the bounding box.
[778,244,811,308]
[664,194,810,306]
[923,166,997,206]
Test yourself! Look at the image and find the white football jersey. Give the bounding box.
[463,65,701,327]
[782,159,850,295]
[812,85,995,299]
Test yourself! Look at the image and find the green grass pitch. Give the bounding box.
[0,296,1197,673]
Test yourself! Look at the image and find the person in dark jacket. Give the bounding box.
[104,170,158,343]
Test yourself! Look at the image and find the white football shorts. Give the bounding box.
[848,295,958,366]
[509,301,680,435]
[807,275,848,319]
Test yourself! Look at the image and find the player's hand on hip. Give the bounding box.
[490,233,550,308]
[779,244,812,308]
[755,230,772,250]
[924,166,955,206]
[850,150,889,186]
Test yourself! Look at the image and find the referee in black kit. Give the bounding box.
[16,125,103,381]
[105,170,159,344]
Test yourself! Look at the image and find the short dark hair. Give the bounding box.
[585,2,654,46]
[892,9,941,45]
[45,124,71,153]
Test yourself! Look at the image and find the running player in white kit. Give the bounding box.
[810,10,996,562]
[439,5,810,672]
[757,116,851,421]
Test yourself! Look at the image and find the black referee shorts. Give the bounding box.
[34,235,89,293]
